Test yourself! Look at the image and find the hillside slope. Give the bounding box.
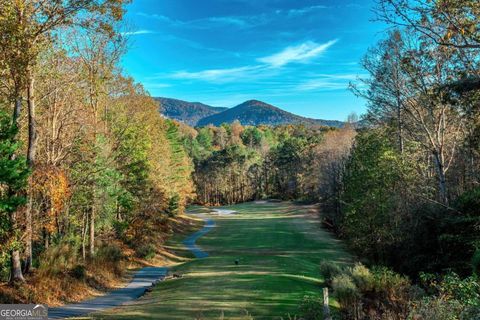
[156,97,227,126]
[197,100,343,127]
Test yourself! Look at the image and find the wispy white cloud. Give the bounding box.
[170,66,266,83]
[206,17,248,27]
[121,30,155,36]
[167,40,340,84]
[136,5,328,31]
[137,12,178,24]
[286,5,329,16]
[258,39,338,67]
[296,74,364,91]
[297,80,348,91]
[136,12,254,29]
[142,83,172,89]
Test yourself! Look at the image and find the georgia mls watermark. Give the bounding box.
[0,304,47,320]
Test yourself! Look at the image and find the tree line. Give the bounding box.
[179,121,355,206]
[320,0,480,318]
[0,0,194,297]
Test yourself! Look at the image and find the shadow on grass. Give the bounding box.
[95,202,350,320]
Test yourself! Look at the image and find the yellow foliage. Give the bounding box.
[32,167,70,233]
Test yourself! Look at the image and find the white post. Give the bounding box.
[323,287,332,320]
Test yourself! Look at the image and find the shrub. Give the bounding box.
[38,243,79,276]
[421,272,480,307]
[441,273,480,306]
[409,297,464,320]
[319,261,343,285]
[93,243,124,275]
[0,251,10,282]
[95,243,123,263]
[298,295,323,320]
[349,263,374,292]
[372,266,411,296]
[113,220,129,241]
[332,274,359,307]
[366,267,413,319]
[328,264,415,319]
[70,264,87,280]
[135,244,156,260]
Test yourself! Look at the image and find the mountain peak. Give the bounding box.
[156,97,344,128]
[156,97,227,126]
[197,100,343,127]
[237,100,276,108]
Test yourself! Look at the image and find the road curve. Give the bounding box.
[48,214,214,319]
[182,215,215,258]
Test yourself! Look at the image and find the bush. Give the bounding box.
[0,251,11,282]
[319,261,343,285]
[327,264,415,319]
[38,243,79,276]
[70,264,86,280]
[113,220,129,241]
[440,273,480,306]
[332,274,359,307]
[298,296,323,320]
[135,244,156,260]
[420,272,480,307]
[349,263,374,292]
[372,266,411,295]
[409,297,465,320]
[95,243,123,263]
[94,243,124,275]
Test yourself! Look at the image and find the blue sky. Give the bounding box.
[121,0,386,121]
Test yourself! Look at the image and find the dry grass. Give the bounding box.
[0,214,200,306]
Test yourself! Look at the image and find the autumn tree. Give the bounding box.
[0,0,130,280]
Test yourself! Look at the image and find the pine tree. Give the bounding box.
[0,111,29,282]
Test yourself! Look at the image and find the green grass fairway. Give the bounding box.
[95,202,351,320]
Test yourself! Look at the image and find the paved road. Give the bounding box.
[183,216,215,258]
[48,214,214,319]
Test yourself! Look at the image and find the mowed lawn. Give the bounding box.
[94,202,351,320]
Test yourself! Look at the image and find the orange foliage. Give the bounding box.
[32,167,71,233]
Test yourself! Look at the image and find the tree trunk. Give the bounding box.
[89,205,95,256]
[82,211,87,261]
[433,151,448,205]
[396,95,404,154]
[13,96,22,126]
[10,250,25,283]
[24,194,33,273]
[10,207,25,283]
[24,74,37,273]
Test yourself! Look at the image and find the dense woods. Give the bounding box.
[0,0,479,319]
[183,121,355,205]
[322,0,480,318]
[0,0,193,302]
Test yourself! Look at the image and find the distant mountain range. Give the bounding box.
[156,97,345,128]
[155,97,228,126]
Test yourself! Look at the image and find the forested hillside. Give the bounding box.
[196,99,344,127]
[156,97,228,126]
[158,97,345,128]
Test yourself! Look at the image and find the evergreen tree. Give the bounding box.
[0,111,29,281]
